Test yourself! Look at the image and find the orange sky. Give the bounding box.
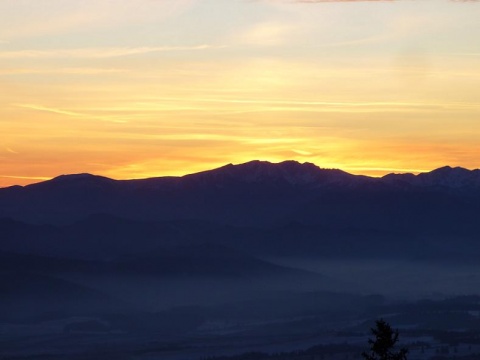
[1,0,480,187]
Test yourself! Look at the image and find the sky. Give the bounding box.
[1,0,480,187]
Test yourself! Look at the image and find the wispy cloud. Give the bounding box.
[0,175,50,181]
[291,149,313,155]
[0,1,198,41]
[16,104,88,117]
[140,97,480,112]
[15,104,128,123]
[292,0,397,2]
[0,45,225,59]
[5,147,18,154]
[0,68,127,75]
[283,0,479,2]
[238,22,294,46]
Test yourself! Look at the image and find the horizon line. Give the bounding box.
[0,160,475,189]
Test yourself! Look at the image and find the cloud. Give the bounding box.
[282,0,479,2]
[16,104,83,117]
[15,104,127,123]
[238,22,294,46]
[292,0,396,2]
[0,45,224,59]
[291,149,313,155]
[5,147,18,154]
[0,175,51,181]
[0,0,198,40]
[0,68,127,75]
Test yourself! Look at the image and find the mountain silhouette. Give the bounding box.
[1,160,480,263]
[383,166,480,189]
[0,160,479,227]
[3,160,480,326]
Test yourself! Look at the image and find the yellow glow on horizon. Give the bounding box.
[1,158,475,189]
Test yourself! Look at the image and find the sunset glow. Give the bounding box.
[1,0,480,187]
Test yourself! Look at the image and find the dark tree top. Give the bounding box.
[362,319,408,360]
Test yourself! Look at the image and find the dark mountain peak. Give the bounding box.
[384,165,480,189]
[418,165,479,188]
[26,173,116,191]
[184,160,353,187]
[50,173,113,183]
[427,165,470,176]
[229,160,320,182]
[382,172,416,180]
[1,160,480,227]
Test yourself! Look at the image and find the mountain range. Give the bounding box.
[1,160,480,262]
[1,160,480,322]
[1,160,480,226]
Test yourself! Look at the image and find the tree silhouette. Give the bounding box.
[362,319,408,360]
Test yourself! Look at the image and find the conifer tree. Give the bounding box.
[362,319,408,360]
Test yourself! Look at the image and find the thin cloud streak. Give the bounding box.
[0,45,225,59]
[16,104,84,117]
[293,0,397,2]
[0,68,128,75]
[290,0,480,4]
[140,97,480,112]
[287,0,479,2]
[5,147,18,154]
[0,175,51,181]
[56,98,480,119]
[15,104,128,123]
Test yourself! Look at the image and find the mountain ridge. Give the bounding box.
[2,160,480,314]
[5,160,478,190]
[1,160,480,226]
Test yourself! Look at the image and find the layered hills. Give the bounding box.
[1,160,480,227]
[1,160,480,321]
[2,160,480,261]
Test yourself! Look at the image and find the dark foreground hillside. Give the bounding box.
[2,161,480,359]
